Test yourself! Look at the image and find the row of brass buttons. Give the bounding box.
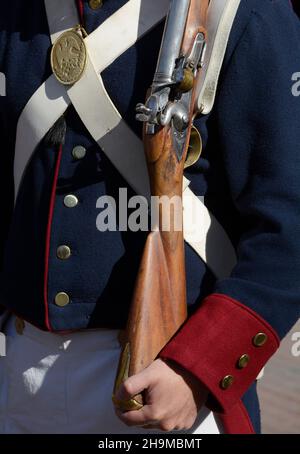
[55,145,87,307]
[220,333,268,390]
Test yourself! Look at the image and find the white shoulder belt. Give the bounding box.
[196,0,241,114]
[14,0,241,280]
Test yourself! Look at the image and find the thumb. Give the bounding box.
[115,369,152,401]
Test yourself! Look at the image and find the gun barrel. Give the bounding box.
[153,0,190,87]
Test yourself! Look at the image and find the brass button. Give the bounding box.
[253,333,268,347]
[64,194,79,208]
[238,354,250,369]
[220,375,234,390]
[89,0,103,10]
[72,145,86,160]
[55,292,70,307]
[15,317,25,335]
[57,245,71,260]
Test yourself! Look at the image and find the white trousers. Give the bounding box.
[0,315,222,434]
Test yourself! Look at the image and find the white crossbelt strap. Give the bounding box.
[43,0,79,43]
[46,0,170,75]
[14,0,239,279]
[196,0,241,114]
[15,0,169,200]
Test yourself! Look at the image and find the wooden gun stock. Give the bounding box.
[113,0,208,411]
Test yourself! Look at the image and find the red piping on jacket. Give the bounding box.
[76,0,85,25]
[43,144,63,331]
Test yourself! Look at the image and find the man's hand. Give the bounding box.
[115,358,208,432]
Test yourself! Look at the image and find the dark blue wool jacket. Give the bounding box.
[0,0,300,433]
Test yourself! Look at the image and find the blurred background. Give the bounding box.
[258,319,300,434]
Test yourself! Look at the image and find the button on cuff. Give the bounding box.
[237,354,250,369]
[253,332,268,347]
[220,375,234,390]
[159,293,280,413]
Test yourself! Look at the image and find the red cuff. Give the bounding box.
[159,293,280,413]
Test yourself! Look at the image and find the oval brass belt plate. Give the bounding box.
[51,28,87,86]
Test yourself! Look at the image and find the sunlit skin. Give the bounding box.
[115,359,208,432]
